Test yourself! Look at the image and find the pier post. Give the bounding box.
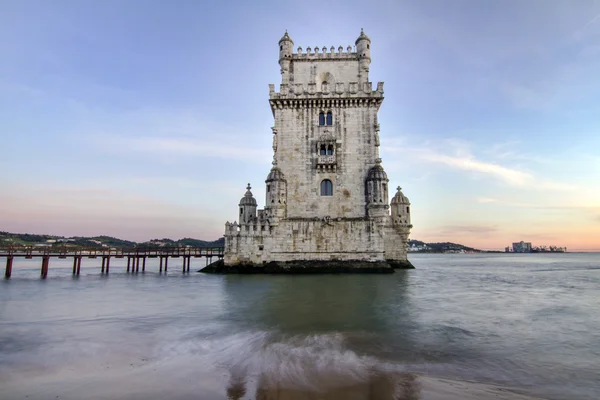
[73,257,78,274]
[159,257,163,273]
[101,257,106,274]
[182,257,186,273]
[76,257,82,275]
[142,257,146,272]
[127,257,131,273]
[5,256,13,279]
[164,257,168,272]
[106,256,110,274]
[186,256,191,272]
[41,256,49,279]
[135,257,140,273]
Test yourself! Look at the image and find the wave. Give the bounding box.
[155,330,409,391]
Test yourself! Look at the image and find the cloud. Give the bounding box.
[84,133,272,164]
[476,197,499,204]
[392,138,577,192]
[440,225,499,235]
[419,150,532,186]
[573,12,600,40]
[475,197,600,217]
[383,135,578,193]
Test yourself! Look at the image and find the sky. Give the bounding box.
[1,0,599,251]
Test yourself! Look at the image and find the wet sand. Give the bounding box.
[1,357,544,400]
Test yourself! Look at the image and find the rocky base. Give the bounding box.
[199,259,414,274]
[388,259,415,269]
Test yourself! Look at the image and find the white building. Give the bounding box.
[221,30,413,271]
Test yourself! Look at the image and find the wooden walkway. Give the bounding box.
[0,246,224,279]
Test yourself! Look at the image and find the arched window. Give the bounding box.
[406,206,410,214]
[319,144,327,155]
[326,111,333,126]
[320,179,333,196]
[326,145,333,156]
[319,112,325,126]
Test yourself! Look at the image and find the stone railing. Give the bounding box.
[317,155,336,165]
[269,82,384,100]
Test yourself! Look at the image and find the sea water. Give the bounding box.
[0,253,598,399]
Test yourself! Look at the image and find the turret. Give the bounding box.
[238,183,257,224]
[279,30,294,84]
[355,28,371,84]
[365,159,389,218]
[391,186,411,226]
[265,166,287,220]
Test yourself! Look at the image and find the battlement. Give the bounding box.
[291,45,358,60]
[225,220,273,237]
[269,81,384,100]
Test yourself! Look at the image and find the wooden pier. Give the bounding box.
[0,246,224,279]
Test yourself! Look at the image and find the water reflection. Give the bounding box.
[220,272,415,335]
[219,272,421,399]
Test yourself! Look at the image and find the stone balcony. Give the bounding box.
[316,154,337,172]
[318,155,336,164]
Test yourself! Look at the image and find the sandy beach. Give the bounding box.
[1,355,544,400]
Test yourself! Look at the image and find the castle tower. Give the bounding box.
[220,30,413,270]
[391,186,411,226]
[238,184,257,224]
[366,159,390,218]
[355,28,371,85]
[265,165,287,221]
[279,31,293,84]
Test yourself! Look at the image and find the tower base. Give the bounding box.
[199,259,414,274]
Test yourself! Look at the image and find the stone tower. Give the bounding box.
[220,30,413,271]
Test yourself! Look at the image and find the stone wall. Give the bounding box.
[224,219,388,265]
[272,103,380,219]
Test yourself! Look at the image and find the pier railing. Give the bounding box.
[0,245,224,279]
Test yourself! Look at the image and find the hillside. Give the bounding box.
[408,239,481,253]
[0,231,224,249]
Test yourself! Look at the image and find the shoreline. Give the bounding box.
[1,361,546,400]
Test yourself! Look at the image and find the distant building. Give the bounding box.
[512,241,532,253]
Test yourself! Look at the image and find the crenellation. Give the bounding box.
[291,43,356,59]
